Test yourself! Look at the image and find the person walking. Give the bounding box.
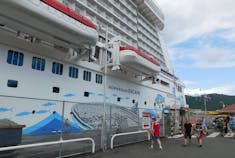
[226,116,231,133]
[183,119,192,146]
[150,117,162,150]
[202,116,208,135]
[196,122,204,147]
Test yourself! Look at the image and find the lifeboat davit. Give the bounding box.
[120,46,161,75]
[0,0,98,48]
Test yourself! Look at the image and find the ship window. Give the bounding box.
[7,80,18,88]
[52,62,63,75]
[132,99,135,103]
[94,46,100,59]
[160,80,169,87]
[53,87,60,93]
[83,71,91,81]
[32,57,45,71]
[144,101,147,105]
[96,74,103,84]
[84,92,89,97]
[178,85,182,92]
[117,97,121,102]
[69,66,78,78]
[7,50,24,66]
[107,51,112,62]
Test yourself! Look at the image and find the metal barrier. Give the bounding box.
[170,123,174,137]
[110,130,150,149]
[0,137,95,155]
[179,122,182,134]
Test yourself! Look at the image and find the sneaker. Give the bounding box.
[159,146,163,150]
[199,145,202,147]
[150,145,153,149]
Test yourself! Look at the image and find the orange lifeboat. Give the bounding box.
[120,46,161,75]
[0,0,98,48]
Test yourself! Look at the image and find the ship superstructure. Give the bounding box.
[0,0,186,156]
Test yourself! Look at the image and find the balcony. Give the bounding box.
[134,0,164,30]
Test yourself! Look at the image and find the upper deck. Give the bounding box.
[135,0,164,30]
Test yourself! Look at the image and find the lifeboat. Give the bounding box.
[0,0,98,48]
[120,46,161,75]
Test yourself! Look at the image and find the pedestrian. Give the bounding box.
[227,116,231,132]
[220,118,225,136]
[196,122,204,147]
[224,118,228,134]
[183,119,192,146]
[150,117,162,150]
[202,116,208,135]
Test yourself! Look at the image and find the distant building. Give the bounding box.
[217,104,235,114]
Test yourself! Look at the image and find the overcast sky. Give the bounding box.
[157,0,235,96]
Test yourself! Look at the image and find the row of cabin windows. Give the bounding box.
[6,50,102,84]
[7,80,147,105]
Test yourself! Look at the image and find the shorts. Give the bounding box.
[184,132,191,139]
[151,135,159,141]
[198,133,204,139]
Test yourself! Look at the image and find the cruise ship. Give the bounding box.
[0,0,186,156]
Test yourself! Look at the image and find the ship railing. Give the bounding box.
[0,137,95,156]
[110,130,150,149]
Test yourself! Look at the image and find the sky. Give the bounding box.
[157,0,235,96]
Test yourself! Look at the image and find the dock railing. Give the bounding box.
[110,130,150,149]
[0,137,95,157]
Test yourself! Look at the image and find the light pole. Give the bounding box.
[162,103,165,136]
[100,25,108,151]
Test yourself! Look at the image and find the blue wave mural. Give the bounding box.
[23,113,81,135]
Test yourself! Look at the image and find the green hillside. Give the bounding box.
[186,93,235,111]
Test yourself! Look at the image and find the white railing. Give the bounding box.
[110,130,150,149]
[0,137,95,154]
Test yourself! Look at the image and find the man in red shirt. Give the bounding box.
[150,117,163,150]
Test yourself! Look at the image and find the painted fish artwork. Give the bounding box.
[0,107,13,112]
[16,111,31,117]
[35,110,50,114]
[42,102,56,107]
[112,93,118,97]
[64,93,75,97]
[97,93,104,96]
[88,92,95,96]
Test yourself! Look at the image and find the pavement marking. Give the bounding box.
[224,133,234,138]
[207,132,220,138]
[168,134,184,139]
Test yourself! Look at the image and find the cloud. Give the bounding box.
[183,80,196,87]
[168,32,235,68]
[185,85,235,96]
[220,29,235,42]
[158,0,235,45]
[190,45,235,68]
